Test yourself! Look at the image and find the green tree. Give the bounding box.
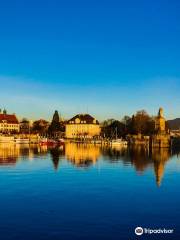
[32,119,49,134]
[101,119,126,138]
[110,120,126,138]
[122,116,131,125]
[48,110,64,134]
[3,109,7,114]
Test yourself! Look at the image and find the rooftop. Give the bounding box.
[0,114,19,124]
[67,114,99,124]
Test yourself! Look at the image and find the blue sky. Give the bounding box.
[0,0,179,121]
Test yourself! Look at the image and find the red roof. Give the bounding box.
[0,114,19,124]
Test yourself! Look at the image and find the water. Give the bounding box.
[0,143,180,240]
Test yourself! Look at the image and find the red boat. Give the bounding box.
[40,138,65,147]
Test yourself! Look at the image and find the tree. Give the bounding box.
[20,118,31,134]
[131,110,154,135]
[32,119,49,134]
[101,119,126,138]
[122,115,132,134]
[48,110,64,134]
[110,120,126,138]
[101,110,156,137]
[122,116,131,125]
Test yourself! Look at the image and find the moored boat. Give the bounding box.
[14,138,30,144]
[111,138,128,146]
[40,138,57,146]
[0,136,15,143]
[40,138,65,147]
[110,127,128,146]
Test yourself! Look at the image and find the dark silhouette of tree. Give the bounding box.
[111,121,126,138]
[20,118,31,134]
[48,110,65,135]
[101,120,126,138]
[122,115,132,134]
[131,110,154,135]
[102,111,157,137]
[49,110,60,132]
[32,119,49,134]
[129,115,135,134]
[147,119,155,135]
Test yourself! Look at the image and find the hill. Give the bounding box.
[167,118,180,130]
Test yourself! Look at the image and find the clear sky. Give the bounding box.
[0,0,179,121]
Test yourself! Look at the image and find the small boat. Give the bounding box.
[58,138,65,143]
[111,138,128,146]
[14,138,30,144]
[92,140,102,144]
[0,136,15,143]
[110,128,128,146]
[40,138,57,146]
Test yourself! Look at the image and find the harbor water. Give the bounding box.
[0,143,180,240]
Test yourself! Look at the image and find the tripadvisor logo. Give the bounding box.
[135,227,143,236]
[135,226,174,236]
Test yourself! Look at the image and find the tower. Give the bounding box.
[152,108,170,148]
[155,107,166,133]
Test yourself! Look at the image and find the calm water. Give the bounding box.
[0,143,180,240]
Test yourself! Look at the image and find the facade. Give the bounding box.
[155,107,166,133]
[0,113,19,133]
[152,108,170,148]
[65,114,100,139]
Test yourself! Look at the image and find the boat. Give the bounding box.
[39,138,65,148]
[0,136,15,143]
[14,138,30,144]
[57,138,65,147]
[92,139,102,144]
[58,138,65,144]
[39,138,57,146]
[111,138,128,146]
[110,127,128,146]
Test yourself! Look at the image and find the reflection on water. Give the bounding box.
[0,143,179,187]
[151,148,170,187]
[0,143,48,166]
[102,146,174,187]
[65,143,100,168]
[0,144,19,166]
[0,143,180,240]
[50,147,65,170]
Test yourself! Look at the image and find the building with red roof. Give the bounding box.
[0,110,20,133]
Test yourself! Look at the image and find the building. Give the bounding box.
[0,112,19,133]
[65,114,100,139]
[155,107,166,133]
[151,108,170,148]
